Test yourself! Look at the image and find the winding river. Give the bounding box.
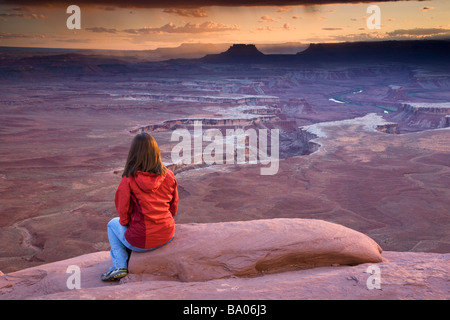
[328,87,397,113]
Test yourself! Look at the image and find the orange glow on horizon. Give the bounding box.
[0,1,449,50]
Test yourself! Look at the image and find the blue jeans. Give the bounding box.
[106,217,172,271]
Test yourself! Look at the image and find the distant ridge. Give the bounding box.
[0,42,307,61]
[200,40,450,65]
[1,40,449,79]
[297,40,450,63]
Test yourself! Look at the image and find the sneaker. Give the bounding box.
[101,268,128,281]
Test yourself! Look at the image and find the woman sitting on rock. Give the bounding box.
[101,132,178,281]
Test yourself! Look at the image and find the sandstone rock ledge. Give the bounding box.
[0,219,448,300]
[128,218,383,282]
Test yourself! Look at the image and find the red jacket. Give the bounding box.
[115,169,178,249]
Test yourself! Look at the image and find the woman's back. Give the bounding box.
[116,169,178,249]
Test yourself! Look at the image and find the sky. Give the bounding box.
[0,0,449,50]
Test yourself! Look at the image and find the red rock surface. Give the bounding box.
[0,218,447,300]
[1,249,447,300]
[128,218,383,281]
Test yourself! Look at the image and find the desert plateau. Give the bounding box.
[0,40,449,300]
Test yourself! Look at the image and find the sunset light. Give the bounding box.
[1,0,449,303]
[0,0,449,50]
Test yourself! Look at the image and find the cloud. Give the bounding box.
[260,15,278,23]
[257,23,296,32]
[321,27,450,43]
[387,28,450,37]
[123,21,239,34]
[257,26,273,32]
[0,0,408,9]
[275,7,291,13]
[163,8,208,17]
[420,6,435,12]
[0,30,95,45]
[0,31,35,39]
[303,5,320,14]
[322,27,343,31]
[85,27,117,33]
[0,12,46,19]
[55,38,92,43]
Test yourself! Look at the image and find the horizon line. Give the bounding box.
[2,38,450,52]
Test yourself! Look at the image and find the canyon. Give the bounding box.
[0,40,449,299]
[387,102,450,132]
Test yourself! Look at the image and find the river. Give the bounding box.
[328,87,397,113]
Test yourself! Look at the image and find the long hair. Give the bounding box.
[123,132,167,177]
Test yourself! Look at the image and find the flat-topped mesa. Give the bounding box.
[130,104,282,134]
[376,123,399,134]
[130,115,278,134]
[388,102,450,131]
[400,102,450,115]
[223,44,265,57]
[202,44,265,63]
[297,40,450,63]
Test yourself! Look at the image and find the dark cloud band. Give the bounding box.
[0,0,415,8]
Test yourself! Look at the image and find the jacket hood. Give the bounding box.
[133,171,166,193]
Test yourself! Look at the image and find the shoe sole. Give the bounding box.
[102,271,128,281]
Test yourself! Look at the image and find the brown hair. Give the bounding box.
[123,132,167,177]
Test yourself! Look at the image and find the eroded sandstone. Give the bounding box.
[128,218,383,282]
